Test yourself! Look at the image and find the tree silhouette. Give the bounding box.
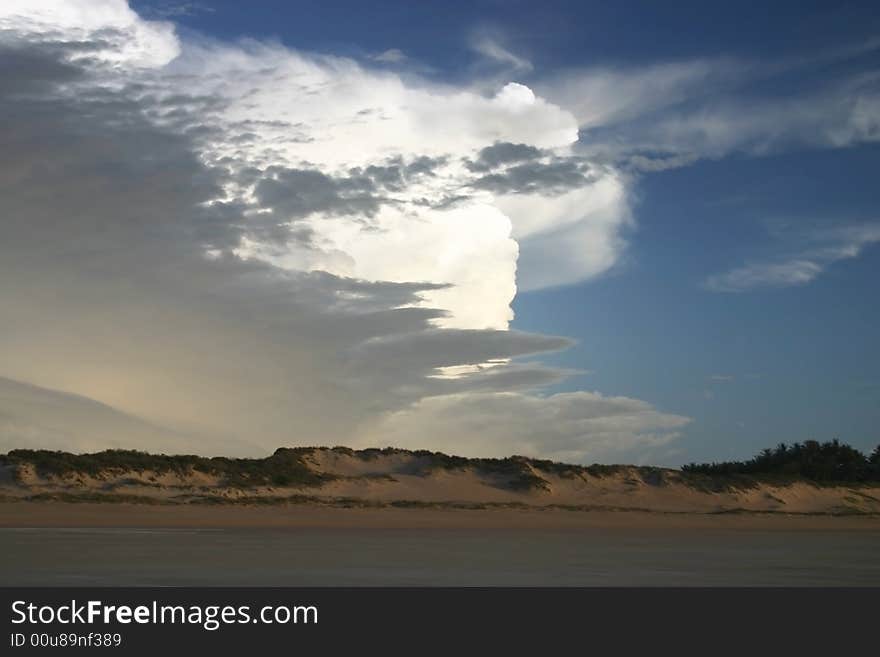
[683,439,879,483]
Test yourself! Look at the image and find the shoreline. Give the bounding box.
[2,501,879,531]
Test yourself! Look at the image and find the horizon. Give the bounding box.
[1,0,879,467]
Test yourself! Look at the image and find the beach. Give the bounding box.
[2,502,879,586]
[2,500,880,530]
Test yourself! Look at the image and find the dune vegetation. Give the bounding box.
[1,441,879,516]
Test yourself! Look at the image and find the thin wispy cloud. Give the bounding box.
[138,1,214,19]
[538,39,880,170]
[469,31,533,73]
[370,48,407,64]
[705,224,880,292]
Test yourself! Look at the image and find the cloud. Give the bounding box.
[537,43,880,168]
[705,260,823,292]
[154,37,599,315]
[370,48,407,64]
[465,141,544,173]
[0,377,218,454]
[588,77,880,164]
[705,224,880,292]
[254,168,382,223]
[0,0,180,67]
[0,0,685,462]
[536,45,880,295]
[537,58,744,131]
[355,391,691,465]
[469,33,532,73]
[147,33,628,304]
[470,158,593,195]
[138,2,215,19]
[496,171,633,290]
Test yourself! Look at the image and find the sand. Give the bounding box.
[4,448,880,524]
[1,501,879,530]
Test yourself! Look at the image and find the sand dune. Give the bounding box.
[2,446,880,518]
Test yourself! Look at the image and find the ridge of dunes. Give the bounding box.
[2,446,880,515]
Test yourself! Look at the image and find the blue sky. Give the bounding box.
[516,144,880,462]
[137,1,877,65]
[1,1,878,463]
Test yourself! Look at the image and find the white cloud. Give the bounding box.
[705,224,880,292]
[140,2,215,19]
[537,45,880,168]
[157,38,598,317]
[537,58,745,130]
[596,80,880,162]
[355,391,691,465]
[0,0,180,67]
[536,46,880,295]
[370,48,407,64]
[470,33,533,73]
[496,171,633,290]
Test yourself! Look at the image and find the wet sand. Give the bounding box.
[3,503,879,585]
[2,501,879,530]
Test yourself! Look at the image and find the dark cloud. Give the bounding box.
[361,164,404,190]
[0,47,239,264]
[0,44,84,91]
[254,168,381,224]
[462,141,595,195]
[466,141,543,172]
[470,159,594,195]
[350,329,572,376]
[404,155,445,177]
[344,155,447,193]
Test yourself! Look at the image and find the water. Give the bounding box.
[2,527,878,586]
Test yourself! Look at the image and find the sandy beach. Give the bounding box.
[3,501,879,586]
[2,501,879,530]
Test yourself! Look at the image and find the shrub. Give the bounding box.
[682,440,880,484]
[4,448,337,488]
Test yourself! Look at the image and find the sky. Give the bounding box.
[0,0,878,465]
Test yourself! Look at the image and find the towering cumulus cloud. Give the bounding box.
[0,0,688,462]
